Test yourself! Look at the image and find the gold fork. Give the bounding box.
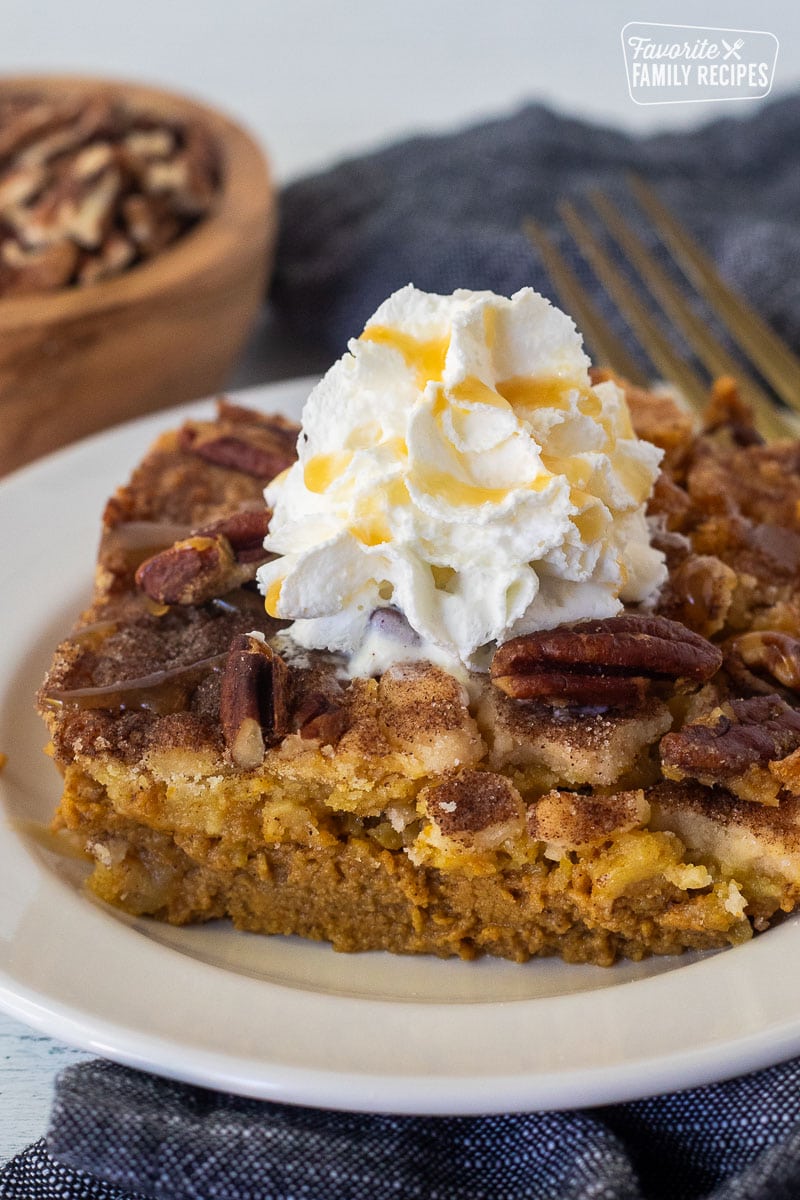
[524,178,800,441]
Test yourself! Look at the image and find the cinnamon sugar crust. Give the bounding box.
[528,788,650,851]
[424,771,525,840]
[37,384,800,965]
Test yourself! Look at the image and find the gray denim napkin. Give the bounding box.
[271,93,800,365]
[4,1057,800,1200]
[4,97,800,1200]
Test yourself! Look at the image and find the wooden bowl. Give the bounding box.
[0,76,276,476]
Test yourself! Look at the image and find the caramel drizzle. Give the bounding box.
[101,520,194,571]
[68,618,121,646]
[44,652,227,715]
[104,520,193,550]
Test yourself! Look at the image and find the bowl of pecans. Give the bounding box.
[0,76,275,475]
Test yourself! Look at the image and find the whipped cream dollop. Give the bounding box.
[257,285,666,674]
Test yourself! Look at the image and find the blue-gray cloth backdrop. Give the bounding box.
[272,93,800,368]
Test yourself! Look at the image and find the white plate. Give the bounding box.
[2,377,800,1117]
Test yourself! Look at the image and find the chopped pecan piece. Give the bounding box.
[76,230,135,285]
[134,508,271,605]
[71,140,116,181]
[141,120,217,216]
[490,614,722,707]
[26,162,121,250]
[121,193,180,257]
[135,536,240,605]
[661,694,800,794]
[0,97,81,161]
[657,554,737,639]
[15,96,114,169]
[0,237,78,296]
[220,634,290,768]
[724,631,800,698]
[122,128,175,162]
[0,90,220,295]
[0,163,46,209]
[294,691,347,743]
[179,432,291,480]
[197,509,272,563]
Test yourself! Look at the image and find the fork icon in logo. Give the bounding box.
[722,37,745,59]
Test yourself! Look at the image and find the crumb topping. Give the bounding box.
[426,770,524,837]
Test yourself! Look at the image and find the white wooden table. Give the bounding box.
[0,1015,89,1161]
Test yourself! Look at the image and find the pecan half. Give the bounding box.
[724,631,800,697]
[197,509,272,563]
[220,634,290,768]
[702,376,764,448]
[15,96,114,169]
[0,97,82,162]
[122,128,175,162]
[0,163,46,209]
[179,428,296,481]
[661,694,800,783]
[491,614,722,707]
[0,237,78,296]
[647,472,693,533]
[134,508,271,605]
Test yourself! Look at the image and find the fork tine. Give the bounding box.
[557,199,709,412]
[630,176,800,415]
[522,218,649,387]
[587,189,794,442]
